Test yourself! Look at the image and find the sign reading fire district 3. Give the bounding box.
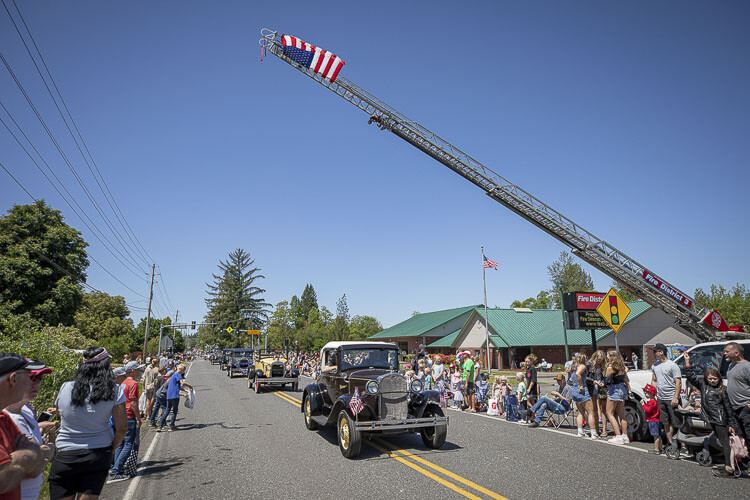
[596,288,631,334]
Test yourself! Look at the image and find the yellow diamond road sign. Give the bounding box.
[596,288,631,334]
[247,329,261,336]
[226,326,233,334]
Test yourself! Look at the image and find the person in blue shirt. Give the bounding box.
[158,364,192,431]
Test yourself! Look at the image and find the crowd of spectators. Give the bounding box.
[1,348,194,499]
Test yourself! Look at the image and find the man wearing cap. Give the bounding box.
[528,373,572,427]
[4,361,56,500]
[108,361,141,482]
[650,343,682,448]
[0,353,49,500]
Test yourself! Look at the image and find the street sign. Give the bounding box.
[596,288,631,333]
[247,329,261,335]
[563,292,606,312]
[226,326,233,334]
[564,310,610,329]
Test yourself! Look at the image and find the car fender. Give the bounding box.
[303,383,325,415]
[411,390,441,417]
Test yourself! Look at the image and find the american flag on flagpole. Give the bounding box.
[282,34,345,83]
[349,387,364,415]
[483,255,499,270]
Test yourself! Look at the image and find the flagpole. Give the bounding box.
[481,246,490,376]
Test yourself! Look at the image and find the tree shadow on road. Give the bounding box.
[176,422,244,431]
[136,458,187,478]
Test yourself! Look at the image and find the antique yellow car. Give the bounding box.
[248,350,299,393]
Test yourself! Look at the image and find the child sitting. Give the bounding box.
[685,387,702,411]
[642,384,662,454]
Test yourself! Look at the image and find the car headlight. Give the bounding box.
[410,379,423,393]
[366,380,379,395]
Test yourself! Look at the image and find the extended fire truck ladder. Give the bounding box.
[260,29,718,342]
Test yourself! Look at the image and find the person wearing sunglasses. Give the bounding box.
[4,361,57,499]
[0,353,49,500]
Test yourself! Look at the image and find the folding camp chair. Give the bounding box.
[541,402,575,429]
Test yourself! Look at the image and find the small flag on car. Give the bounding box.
[483,255,499,270]
[282,34,345,83]
[349,387,364,415]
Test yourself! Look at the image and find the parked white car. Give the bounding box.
[625,339,750,440]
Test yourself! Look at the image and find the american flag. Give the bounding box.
[349,387,364,415]
[282,34,345,83]
[483,255,499,270]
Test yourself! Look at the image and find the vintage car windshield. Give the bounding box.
[340,348,399,371]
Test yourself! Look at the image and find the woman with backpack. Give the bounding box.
[683,351,739,478]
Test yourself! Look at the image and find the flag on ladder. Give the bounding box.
[349,387,364,415]
[483,255,499,270]
[282,34,345,83]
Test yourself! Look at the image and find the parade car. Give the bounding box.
[249,350,299,393]
[219,349,233,371]
[301,341,449,459]
[227,349,254,378]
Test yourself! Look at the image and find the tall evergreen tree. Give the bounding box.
[205,248,270,342]
[547,251,595,308]
[299,284,319,322]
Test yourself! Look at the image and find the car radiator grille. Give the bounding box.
[379,374,408,420]
[271,363,284,377]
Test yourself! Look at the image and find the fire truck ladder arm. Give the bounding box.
[260,29,714,341]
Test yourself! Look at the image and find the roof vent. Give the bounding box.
[512,308,533,313]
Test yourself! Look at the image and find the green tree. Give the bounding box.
[547,251,595,308]
[611,280,639,303]
[299,284,319,322]
[74,292,134,341]
[330,294,350,341]
[694,283,750,327]
[205,248,271,335]
[510,290,552,309]
[134,316,172,357]
[267,301,294,349]
[349,315,383,340]
[0,201,89,326]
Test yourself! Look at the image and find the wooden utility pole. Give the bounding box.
[142,264,155,359]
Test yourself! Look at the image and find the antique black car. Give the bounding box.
[219,349,233,371]
[227,349,254,378]
[302,341,448,458]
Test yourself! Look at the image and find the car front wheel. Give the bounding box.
[337,410,361,459]
[624,399,647,441]
[304,396,318,430]
[420,405,447,449]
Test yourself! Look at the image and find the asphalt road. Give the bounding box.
[101,360,747,500]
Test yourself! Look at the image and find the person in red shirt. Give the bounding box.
[108,361,142,482]
[642,384,663,455]
[0,354,48,500]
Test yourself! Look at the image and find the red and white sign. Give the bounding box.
[575,293,606,310]
[729,325,745,333]
[701,310,730,332]
[641,270,693,308]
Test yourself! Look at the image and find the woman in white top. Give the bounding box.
[48,347,127,500]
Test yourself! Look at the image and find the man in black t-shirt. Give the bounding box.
[525,357,539,406]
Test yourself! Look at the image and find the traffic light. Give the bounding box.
[284,338,289,348]
[191,321,196,330]
[609,296,620,325]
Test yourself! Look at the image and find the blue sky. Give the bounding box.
[1,1,748,328]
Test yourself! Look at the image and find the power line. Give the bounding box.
[3,0,154,268]
[0,159,37,201]
[0,48,149,275]
[0,104,148,282]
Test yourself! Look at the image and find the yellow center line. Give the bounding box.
[374,439,508,500]
[268,389,507,500]
[272,391,301,407]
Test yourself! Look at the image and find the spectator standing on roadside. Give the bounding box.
[463,355,476,412]
[159,364,193,431]
[641,384,662,454]
[0,354,49,500]
[724,342,750,449]
[684,351,738,477]
[525,356,539,407]
[605,350,630,444]
[50,347,127,499]
[3,362,56,500]
[432,356,446,406]
[108,361,142,483]
[589,350,608,438]
[149,367,168,427]
[570,353,597,439]
[143,358,159,421]
[450,366,462,409]
[650,343,682,448]
[632,351,639,370]
[515,372,527,413]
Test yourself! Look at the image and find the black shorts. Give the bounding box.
[657,399,680,429]
[465,381,475,395]
[49,447,112,499]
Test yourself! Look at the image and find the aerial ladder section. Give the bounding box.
[260,29,722,342]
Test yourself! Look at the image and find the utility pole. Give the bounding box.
[142,264,156,359]
[557,281,570,361]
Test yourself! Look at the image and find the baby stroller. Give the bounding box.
[475,378,489,412]
[505,393,521,422]
[667,408,739,473]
